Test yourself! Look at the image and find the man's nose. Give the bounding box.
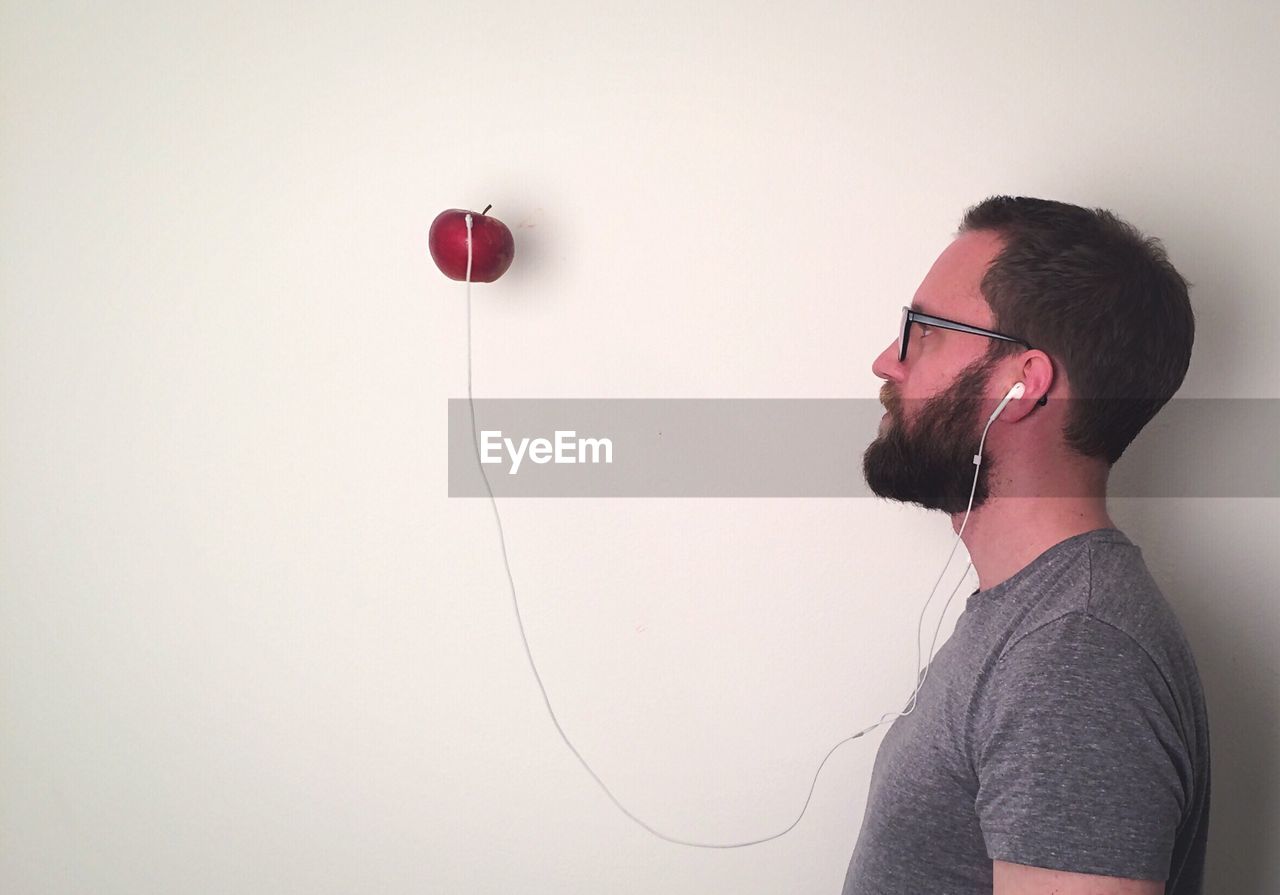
[871,340,904,383]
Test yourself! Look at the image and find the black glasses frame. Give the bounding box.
[897,306,1047,405]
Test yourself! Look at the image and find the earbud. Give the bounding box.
[988,381,1026,422]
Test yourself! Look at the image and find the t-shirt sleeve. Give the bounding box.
[973,611,1190,880]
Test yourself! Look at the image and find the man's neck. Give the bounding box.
[952,496,1117,593]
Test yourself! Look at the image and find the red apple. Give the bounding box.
[429,206,515,282]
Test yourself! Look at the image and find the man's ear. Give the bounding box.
[1004,351,1054,421]
[1025,351,1055,405]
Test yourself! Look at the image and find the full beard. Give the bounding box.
[862,358,1000,514]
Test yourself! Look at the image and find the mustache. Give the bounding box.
[879,384,999,417]
[880,384,902,418]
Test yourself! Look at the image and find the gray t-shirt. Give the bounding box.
[842,527,1210,894]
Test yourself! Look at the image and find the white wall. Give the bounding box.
[3,2,1276,892]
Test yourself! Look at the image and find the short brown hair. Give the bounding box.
[958,196,1195,465]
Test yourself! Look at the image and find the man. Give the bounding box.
[843,197,1210,894]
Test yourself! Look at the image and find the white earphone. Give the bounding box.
[888,380,1028,733]
[989,381,1026,422]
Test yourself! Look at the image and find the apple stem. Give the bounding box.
[481,204,492,215]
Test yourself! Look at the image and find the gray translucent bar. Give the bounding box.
[447,399,1279,498]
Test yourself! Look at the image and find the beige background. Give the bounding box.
[2,2,1276,892]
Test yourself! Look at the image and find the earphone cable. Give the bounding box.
[460,214,985,847]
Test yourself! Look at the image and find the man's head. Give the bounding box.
[863,196,1195,511]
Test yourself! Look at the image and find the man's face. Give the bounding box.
[862,230,1009,514]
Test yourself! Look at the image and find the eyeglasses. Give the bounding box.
[898,305,1032,363]
[897,305,1048,406]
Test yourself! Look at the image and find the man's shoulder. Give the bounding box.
[998,530,1188,668]
[1081,534,1201,680]
[989,532,1206,737]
